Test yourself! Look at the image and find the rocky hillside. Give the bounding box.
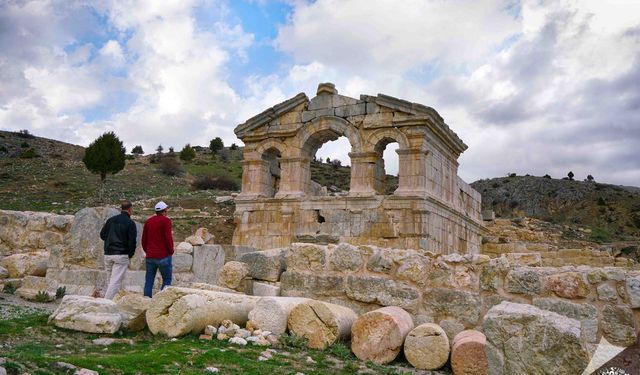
[472,175,640,241]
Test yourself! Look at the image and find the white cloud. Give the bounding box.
[277,0,520,73]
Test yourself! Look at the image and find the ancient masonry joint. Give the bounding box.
[232,83,483,253]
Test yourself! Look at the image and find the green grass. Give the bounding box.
[0,309,420,375]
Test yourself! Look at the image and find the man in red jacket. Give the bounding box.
[141,201,174,297]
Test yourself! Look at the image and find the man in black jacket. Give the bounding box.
[100,200,137,299]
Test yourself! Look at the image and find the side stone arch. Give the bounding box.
[363,128,411,194]
[364,128,410,153]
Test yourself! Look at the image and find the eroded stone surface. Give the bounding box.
[483,302,589,375]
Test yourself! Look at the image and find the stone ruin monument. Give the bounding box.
[233,82,483,254]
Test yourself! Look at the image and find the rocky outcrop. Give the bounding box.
[483,301,590,375]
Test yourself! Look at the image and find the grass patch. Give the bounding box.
[0,307,419,375]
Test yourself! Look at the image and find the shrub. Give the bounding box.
[191,174,239,191]
[20,141,29,148]
[507,172,516,177]
[209,137,224,154]
[218,148,231,161]
[279,333,308,348]
[20,148,39,158]
[3,282,17,294]
[16,129,35,138]
[56,286,66,299]
[0,146,7,153]
[567,171,574,180]
[159,156,184,176]
[230,143,238,150]
[543,174,551,179]
[589,228,612,243]
[35,290,51,303]
[131,145,144,155]
[179,144,196,162]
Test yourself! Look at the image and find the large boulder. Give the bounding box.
[239,248,287,282]
[0,251,48,278]
[192,245,225,285]
[114,292,151,332]
[60,207,120,269]
[145,287,260,337]
[218,261,249,290]
[483,301,590,375]
[48,295,123,334]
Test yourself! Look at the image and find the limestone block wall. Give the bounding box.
[233,84,484,254]
[280,243,640,350]
[0,210,73,256]
[233,195,483,254]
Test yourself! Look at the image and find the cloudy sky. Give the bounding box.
[1,0,639,186]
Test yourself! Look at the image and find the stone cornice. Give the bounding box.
[234,93,309,139]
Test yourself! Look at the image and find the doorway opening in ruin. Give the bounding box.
[262,147,281,198]
[307,135,351,196]
[375,140,400,194]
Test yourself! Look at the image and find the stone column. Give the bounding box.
[275,157,307,198]
[394,149,428,196]
[237,159,270,199]
[348,152,378,196]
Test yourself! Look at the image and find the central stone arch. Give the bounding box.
[292,116,363,195]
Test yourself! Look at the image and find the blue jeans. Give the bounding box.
[144,256,172,297]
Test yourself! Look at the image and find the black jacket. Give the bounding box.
[100,211,137,258]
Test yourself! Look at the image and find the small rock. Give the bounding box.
[260,350,273,359]
[170,338,178,342]
[215,196,233,204]
[229,337,248,346]
[221,320,233,328]
[255,338,271,346]
[305,356,316,364]
[92,338,133,346]
[235,328,251,338]
[216,333,229,341]
[266,335,279,345]
[204,325,217,336]
[246,321,255,332]
[76,369,99,375]
[205,367,219,373]
[199,334,213,340]
[258,356,269,361]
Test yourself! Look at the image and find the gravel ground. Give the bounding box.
[0,292,59,320]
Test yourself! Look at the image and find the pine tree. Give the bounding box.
[180,144,196,162]
[82,132,126,201]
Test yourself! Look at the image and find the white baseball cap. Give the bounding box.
[154,201,168,211]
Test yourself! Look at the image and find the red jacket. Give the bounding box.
[141,214,174,259]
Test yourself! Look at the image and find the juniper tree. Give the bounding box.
[82,132,126,201]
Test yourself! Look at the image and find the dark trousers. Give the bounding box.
[144,256,172,297]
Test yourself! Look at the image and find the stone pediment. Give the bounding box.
[234,82,467,154]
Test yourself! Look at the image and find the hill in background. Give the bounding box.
[1,130,638,244]
[471,175,640,242]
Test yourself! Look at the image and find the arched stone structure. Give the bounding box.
[233,83,483,253]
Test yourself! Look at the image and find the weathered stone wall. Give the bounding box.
[280,243,640,350]
[233,83,483,253]
[0,210,73,256]
[234,195,482,254]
